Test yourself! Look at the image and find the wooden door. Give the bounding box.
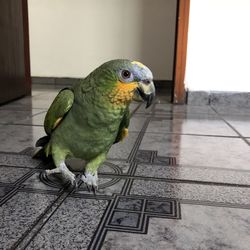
[0,0,31,104]
[173,0,190,104]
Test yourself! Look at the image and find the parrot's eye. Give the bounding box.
[121,70,131,79]
[119,69,133,82]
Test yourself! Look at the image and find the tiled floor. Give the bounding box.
[0,85,250,249]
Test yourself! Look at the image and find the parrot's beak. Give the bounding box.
[136,80,155,108]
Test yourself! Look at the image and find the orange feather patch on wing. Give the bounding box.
[121,128,129,141]
[53,117,63,130]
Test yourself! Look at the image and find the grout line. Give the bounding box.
[2,123,43,127]
[30,110,47,118]
[130,103,142,117]
[0,165,35,169]
[18,188,60,196]
[0,107,47,111]
[98,173,250,188]
[127,102,156,163]
[140,131,242,139]
[0,110,46,126]
[211,106,250,146]
[127,117,151,163]
[132,162,250,173]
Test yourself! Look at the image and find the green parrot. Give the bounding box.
[35,59,155,191]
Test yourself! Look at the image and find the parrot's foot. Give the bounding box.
[45,162,77,188]
[81,171,98,194]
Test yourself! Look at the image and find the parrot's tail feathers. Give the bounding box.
[32,147,45,159]
[32,146,52,161]
[34,135,51,159]
[44,143,51,158]
[35,135,50,147]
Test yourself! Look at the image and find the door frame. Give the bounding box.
[22,0,31,95]
[172,0,190,104]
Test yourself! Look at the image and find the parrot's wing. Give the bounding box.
[44,88,74,135]
[114,107,130,143]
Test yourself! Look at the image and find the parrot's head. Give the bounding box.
[91,59,155,108]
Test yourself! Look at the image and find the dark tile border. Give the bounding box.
[88,195,180,250]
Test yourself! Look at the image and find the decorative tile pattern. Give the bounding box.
[102,204,250,250]
[88,195,180,249]
[145,200,172,214]
[1,85,250,250]
[109,211,140,228]
[134,150,176,165]
[116,197,143,211]
[23,171,61,191]
[76,178,126,196]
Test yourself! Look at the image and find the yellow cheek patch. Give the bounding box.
[132,61,146,68]
[110,81,138,106]
[116,81,138,92]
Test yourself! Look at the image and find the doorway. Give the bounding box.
[0,0,189,104]
[0,0,31,104]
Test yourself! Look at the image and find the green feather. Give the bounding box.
[114,107,130,143]
[44,88,74,135]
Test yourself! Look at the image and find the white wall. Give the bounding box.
[185,0,250,92]
[28,0,177,80]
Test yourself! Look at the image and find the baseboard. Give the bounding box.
[187,90,250,106]
[32,77,81,86]
[32,77,173,90]
[154,80,173,90]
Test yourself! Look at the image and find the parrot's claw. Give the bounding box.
[81,171,98,194]
[69,179,78,189]
[86,184,91,193]
[92,185,97,195]
[45,162,77,188]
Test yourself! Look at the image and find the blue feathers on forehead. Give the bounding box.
[130,62,153,81]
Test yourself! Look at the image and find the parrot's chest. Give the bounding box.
[86,108,123,132]
[57,106,125,159]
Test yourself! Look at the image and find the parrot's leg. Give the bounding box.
[81,152,107,192]
[46,162,76,186]
[46,148,77,187]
